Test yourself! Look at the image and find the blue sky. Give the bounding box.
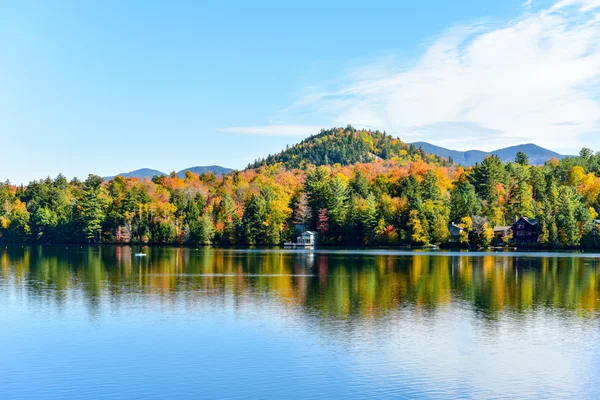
[1,0,599,184]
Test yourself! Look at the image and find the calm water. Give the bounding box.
[1,246,600,399]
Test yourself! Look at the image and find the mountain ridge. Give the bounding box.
[104,165,233,181]
[411,142,567,165]
[103,132,570,182]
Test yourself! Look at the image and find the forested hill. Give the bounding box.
[249,126,447,169]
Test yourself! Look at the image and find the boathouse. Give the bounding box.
[284,231,317,249]
[297,231,316,246]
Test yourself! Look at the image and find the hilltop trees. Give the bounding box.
[250,126,448,169]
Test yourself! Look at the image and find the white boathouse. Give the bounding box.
[284,231,316,249]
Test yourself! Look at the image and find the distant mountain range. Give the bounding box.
[105,165,233,181]
[103,136,569,183]
[410,142,567,166]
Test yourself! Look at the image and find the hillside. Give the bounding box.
[250,126,445,169]
[411,142,566,166]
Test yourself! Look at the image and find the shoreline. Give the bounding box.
[1,242,599,254]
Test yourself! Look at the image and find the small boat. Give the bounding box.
[135,253,147,257]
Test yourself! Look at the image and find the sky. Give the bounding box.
[1,0,600,184]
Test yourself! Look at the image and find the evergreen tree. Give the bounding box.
[472,155,505,206]
[450,180,481,222]
[556,187,579,246]
[357,193,378,244]
[421,170,442,202]
[242,195,268,244]
[515,151,529,166]
[79,175,108,243]
[350,170,371,198]
[191,214,214,245]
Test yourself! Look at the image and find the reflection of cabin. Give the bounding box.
[448,223,464,242]
[512,217,539,244]
[284,231,316,249]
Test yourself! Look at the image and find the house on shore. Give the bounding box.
[512,217,539,244]
[448,223,464,243]
[593,220,600,236]
[493,226,512,242]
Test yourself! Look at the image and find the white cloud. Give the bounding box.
[217,125,324,136]
[550,0,600,12]
[274,1,600,152]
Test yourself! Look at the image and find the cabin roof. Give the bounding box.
[494,226,512,232]
[515,217,538,226]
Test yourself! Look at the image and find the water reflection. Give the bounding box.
[1,246,598,319]
[2,246,600,399]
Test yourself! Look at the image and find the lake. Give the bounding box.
[1,246,599,399]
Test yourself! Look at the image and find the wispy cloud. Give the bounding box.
[225,1,600,152]
[550,0,600,12]
[217,125,324,136]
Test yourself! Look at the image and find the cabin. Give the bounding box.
[511,217,539,244]
[593,220,600,236]
[448,223,464,243]
[284,231,317,249]
[493,226,512,239]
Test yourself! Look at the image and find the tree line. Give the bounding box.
[1,128,600,248]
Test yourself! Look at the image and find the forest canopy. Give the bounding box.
[2,127,600,248]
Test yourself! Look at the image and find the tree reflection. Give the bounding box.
[1,246,598,320]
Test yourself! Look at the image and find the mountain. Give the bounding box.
[250,126,445,169]
[490,144,566,165]
[104,168,166,181]
[105,166,232,181]
[177,165,233,178]
[411,142,566,166]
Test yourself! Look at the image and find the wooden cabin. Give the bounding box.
[511,217,539,244]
